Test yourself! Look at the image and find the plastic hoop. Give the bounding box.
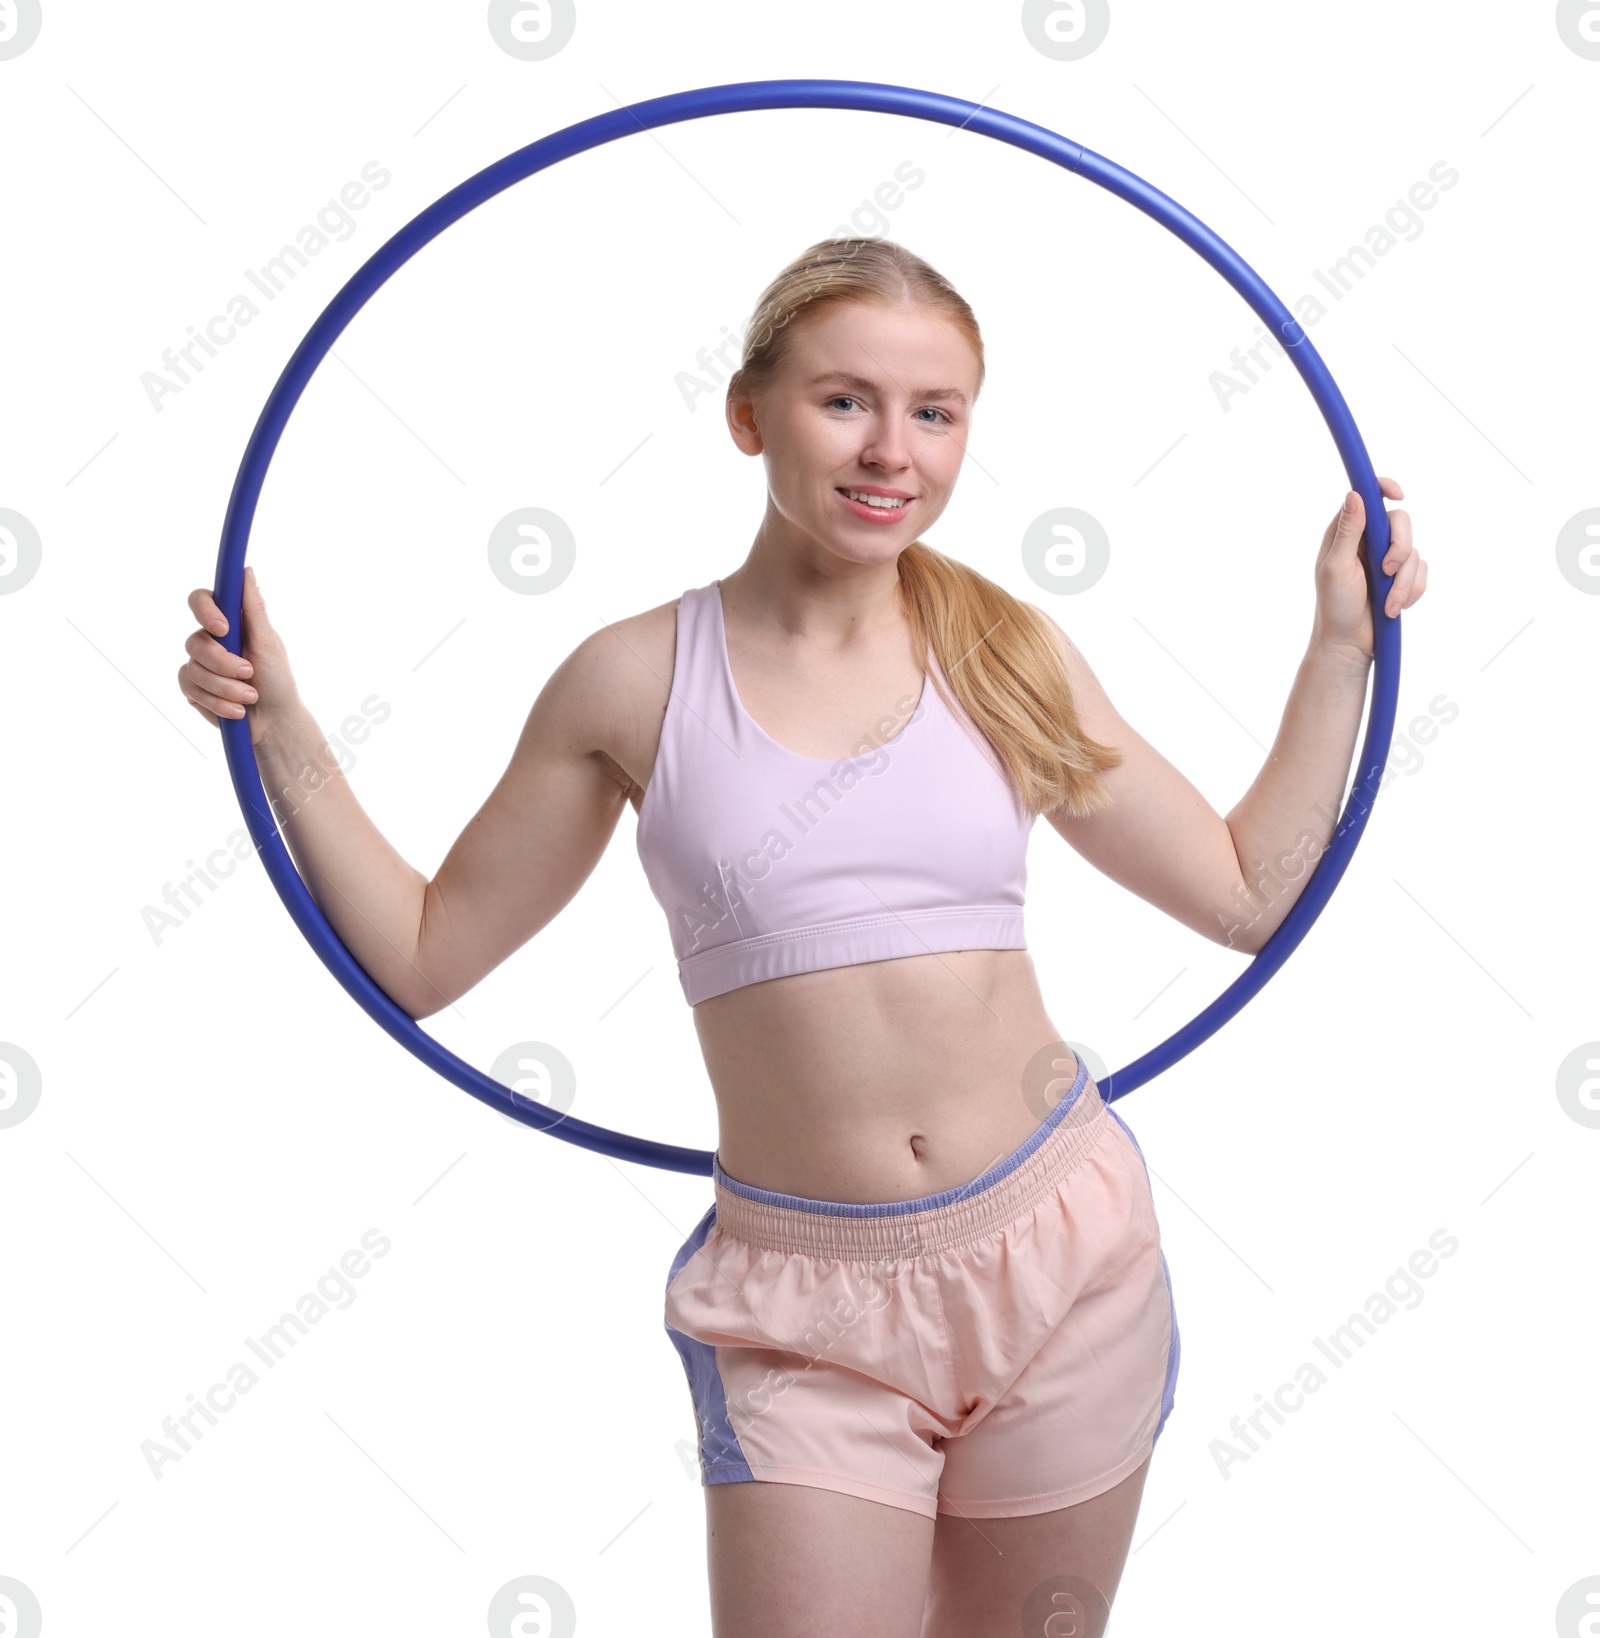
[213,79,1399,1175]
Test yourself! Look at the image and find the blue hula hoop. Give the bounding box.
[212,79,1400,1175]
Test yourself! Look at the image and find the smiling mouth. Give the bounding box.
[837,488,914,512]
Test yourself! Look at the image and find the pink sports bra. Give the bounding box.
[635,581,1037,1005]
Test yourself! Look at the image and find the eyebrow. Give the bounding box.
[806,370,969,408]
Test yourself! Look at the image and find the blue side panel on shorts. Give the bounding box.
[1106,1106,1181,1445]
[663,1202,754,1483]
[1155,1249,1180,1443]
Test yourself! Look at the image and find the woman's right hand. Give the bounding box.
[179,566,303,743]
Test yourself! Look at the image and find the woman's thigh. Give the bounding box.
[705,1478,935,1638]
[920,1454,1152,1638]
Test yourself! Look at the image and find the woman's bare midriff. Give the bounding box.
[692,947,1081,1203]
[608,593,1080,1205]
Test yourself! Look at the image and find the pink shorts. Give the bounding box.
[662,1057,1179,1520]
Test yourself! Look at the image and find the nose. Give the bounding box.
[858,414,911,473]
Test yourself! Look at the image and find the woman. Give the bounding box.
[178,237,1426,1637]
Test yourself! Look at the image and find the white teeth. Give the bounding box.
[844,489,907,509]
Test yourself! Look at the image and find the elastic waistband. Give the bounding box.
[678,905,1026,1005]
[711,1054,1107,1258]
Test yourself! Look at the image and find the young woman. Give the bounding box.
[178,237,1426,1637]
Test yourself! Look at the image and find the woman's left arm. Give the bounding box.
[1223,476,1427,951]
[1042,476,1428,956]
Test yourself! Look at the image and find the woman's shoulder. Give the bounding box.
[549,591,685,795]
[577,590,682,701]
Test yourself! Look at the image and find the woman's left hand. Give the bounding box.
[1312,475,1428,664]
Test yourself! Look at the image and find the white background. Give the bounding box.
[2,1,1596,1633]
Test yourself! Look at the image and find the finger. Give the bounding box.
[183,626,253,679]
[178,664,248,722]
[1375,475,1404,500]
[197,690,246,721]
[241,565,268,623]
[1378,509,1411,572]
[1324,490,1366,568]
[188,586,228,636]
[1384,554,1422,616]
[181,656,258,707]
[1406,556,1429,605]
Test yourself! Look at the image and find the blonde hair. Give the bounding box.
[727,236,1123,819]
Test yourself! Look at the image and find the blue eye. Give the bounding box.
[827,395,951,425]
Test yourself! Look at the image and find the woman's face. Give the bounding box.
[727,299,980,569]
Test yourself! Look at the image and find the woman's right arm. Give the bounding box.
[180,568,639,1021]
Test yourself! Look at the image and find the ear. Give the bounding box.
[725,387,763,455]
